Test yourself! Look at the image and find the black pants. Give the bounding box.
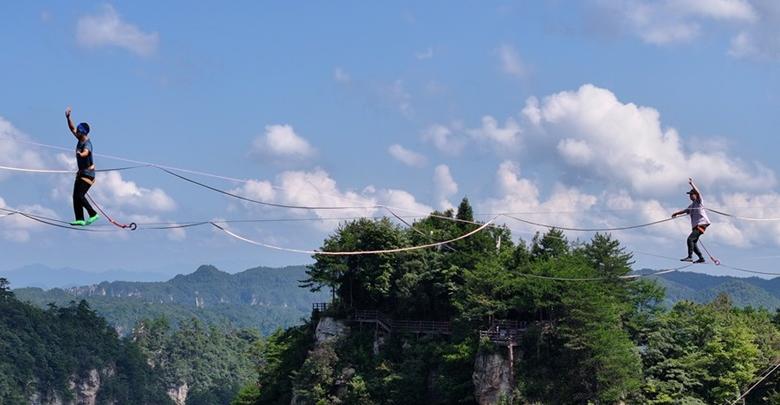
[73,176,97,221]
[687,225,708,259]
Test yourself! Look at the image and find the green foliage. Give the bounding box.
[0,296,171,403]
[641,297,780,404]
[271,208,780,404]
[133,316,261,404]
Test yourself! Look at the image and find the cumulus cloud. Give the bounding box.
[388,144,427,167]
[76,5,159,56]
[497,44,528,77]
[587,0,780,60]
[0,197,58,242]
[522,84,775,195]
[91,171,176,212]
[0,117,47,180]
[376,189,433,216]
[51,158,176,215]
[252,124,316,160]
[469,116,522,150]
[479,160,598,232]
[421,124,465,156]
[433,165,458,210]
[231,167,434,230]
[728,0,780,60]
[591,0,756,45]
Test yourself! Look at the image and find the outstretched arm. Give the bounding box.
[65,107,78,138]
[672,209,688,218]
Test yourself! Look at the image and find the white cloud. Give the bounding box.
[469,116,522,150]
[497,44,528,77]
[415,47,434,60]
[252,124,316,159]
[387,80,412,117]
[433,164,458,210]
[522,84,775,195]
[421,124,465,156]
[0,117,46,180]
[334,67,351,83]
[587,0,780,60]
[388,144,427,167]
[479,160,598,232]
[231,167,435,230]
[593,0,756,45]
[0,197,58,242]
[728,0,780,60]
[85,171,176,213]
[376,189,433,216]
[76,5,159,56]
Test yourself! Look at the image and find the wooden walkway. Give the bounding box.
[353,309,452,335]
[479,319,529,346]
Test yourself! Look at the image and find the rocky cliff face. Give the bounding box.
[167,382,189,405]
[290,317,350,405]
[314,316,349,344]
[472,351,513,405]
[29,368,110,405]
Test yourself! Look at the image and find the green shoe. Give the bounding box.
[70,220,86,226]
[86,214,100,225]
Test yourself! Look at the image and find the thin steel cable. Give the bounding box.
[0,209,117,232]
[0,163,149,174]
[710,208,780,222]
[157,167,382,211]
[11,136,780,220]
[385,207,457,252]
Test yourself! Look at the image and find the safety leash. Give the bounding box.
[698,240,720,265]
[85,194,137,230]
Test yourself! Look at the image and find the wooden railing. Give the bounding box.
[479,319,532,345]
[352,309,452,335]
[312,302,330,313]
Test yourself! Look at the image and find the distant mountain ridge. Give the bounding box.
[648,270,780,310]
[13,264,328,335]
[0,263,171,289]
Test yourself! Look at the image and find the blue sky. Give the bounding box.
[1,1,779,278]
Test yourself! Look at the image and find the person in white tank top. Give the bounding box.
[671,178,711,263]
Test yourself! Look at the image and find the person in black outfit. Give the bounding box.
[66,106,100,226]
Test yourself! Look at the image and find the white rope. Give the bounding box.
[0,165,74,174]
[209,215,498,255]
[709,208,780,222]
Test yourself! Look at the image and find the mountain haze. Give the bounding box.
[13,265,328,335]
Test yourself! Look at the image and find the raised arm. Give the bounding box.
[65,106,78,138]
[689,177,702,200]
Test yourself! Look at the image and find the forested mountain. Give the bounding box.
[13,265,328,335]
[651,271,780,310]
[235,198,780,405]
[0,277,262,405]
[0,279,172,404]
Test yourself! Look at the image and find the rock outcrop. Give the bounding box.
[314,316,349,344]
[167,382,189,405]
[472,351,513,405]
